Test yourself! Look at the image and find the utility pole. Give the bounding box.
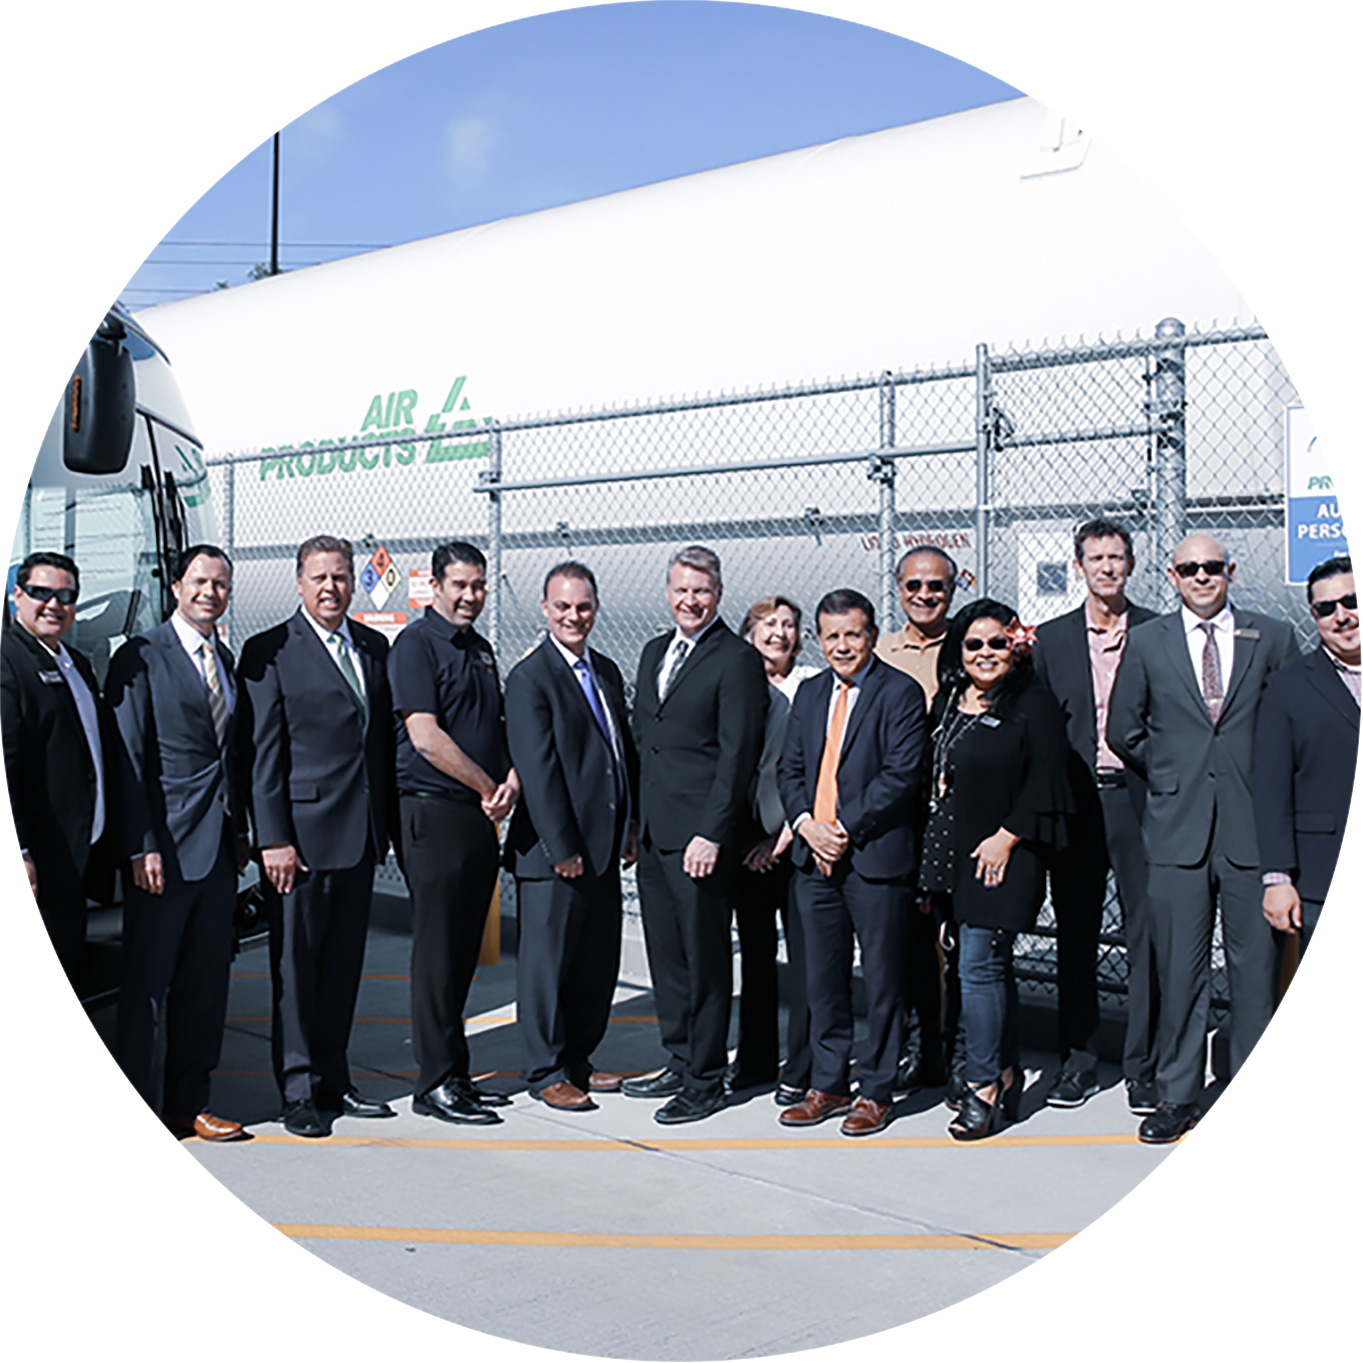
[270,132,281,276]
[70,153,96,278]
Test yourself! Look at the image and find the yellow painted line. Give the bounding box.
[232,1132,1147,1151]
[274,1224,1074,1251]
[0,1341,542,1363]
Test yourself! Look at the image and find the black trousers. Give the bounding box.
[1049,782,1154,1077]
[732,859,811,1089]
[796,863,906,1106]
[900,896,945,1070]
[636,840,735,1098]
[268,850,374,1105]
[1292,899,1357,1134]
[400,795,500,1096]
[516,866,622,1092]
[115,824,236,1120]
[1148,837,1276,1105]
[34,846,89,989]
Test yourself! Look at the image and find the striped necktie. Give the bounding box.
[200,640,228,747]
[329,631,366,712]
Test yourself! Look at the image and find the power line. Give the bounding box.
[159,239,387,248]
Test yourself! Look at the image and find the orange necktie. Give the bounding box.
[813,680,852,823]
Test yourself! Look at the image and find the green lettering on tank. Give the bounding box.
[360,394,387,432]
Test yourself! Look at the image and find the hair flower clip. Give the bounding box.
[1004,621,1037,656]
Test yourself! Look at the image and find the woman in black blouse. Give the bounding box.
[919,598,1071,1139]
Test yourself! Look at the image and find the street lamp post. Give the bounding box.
[228,90,284,276]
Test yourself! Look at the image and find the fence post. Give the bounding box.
[1152,317,1187,610]
[875,370,897,626]
[485,421,503,658]
[974,343,992,598]
[222,456,236,644]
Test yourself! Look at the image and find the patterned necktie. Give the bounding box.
[329,631,366,712]
[1199,621,1223,722]
[813,680,853,823]
[200,640,228,747]
[658,636,690,701]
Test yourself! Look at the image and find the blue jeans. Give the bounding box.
[958,924,1020,1086]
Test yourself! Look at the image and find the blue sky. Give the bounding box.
[124,2,1017,307]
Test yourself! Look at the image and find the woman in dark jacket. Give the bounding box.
[919,598,1071,1139]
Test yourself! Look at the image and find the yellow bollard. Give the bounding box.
[1270,937,1303,1117]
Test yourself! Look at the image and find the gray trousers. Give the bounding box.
[1147,844,1277,1105]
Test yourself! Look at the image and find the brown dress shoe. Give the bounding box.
[840,1097,892,1137]
[587,1072,624,1093]
[1292,1117,1346,1172]
[533,1081,594,1110]
[778,1090,853,1127]
[167,1112,248,1142]
[120,1123,161,1155]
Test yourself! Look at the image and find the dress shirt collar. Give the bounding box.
[667,616,719,652]
[171,608,223,658]
[549,633,592,671]
[833,654,876,689]
[1085,599,1129,637]
[301,606,355,648]
[1180,602,1234,638]
[1327,648,1362,676]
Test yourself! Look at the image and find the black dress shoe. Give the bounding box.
[20,1123,102,1155]
[449,1077,512,1108]
[336,1089,396,1119]
[622,1069,685,1099]
[654,1089,726,1125]
[773,1084,807,1108]
[413,1083,503,1125]
[893,1053,948,1100]
[0,1139,79,1183]
[1046,1067,1100,1108]
[282,1099,328,1138]
[1237,1112,1275,1155]
[1138,1101,1200,1144]
[1126,1078,1159,1115]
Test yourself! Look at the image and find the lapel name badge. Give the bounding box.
[38,669,63,684]
[980,714,1002,727]
[1233,628,1261,639]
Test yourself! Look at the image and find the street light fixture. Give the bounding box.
[228,92,284,278]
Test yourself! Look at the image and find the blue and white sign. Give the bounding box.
[1285,405,1349,584]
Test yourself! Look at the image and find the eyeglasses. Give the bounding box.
[963,635,1011,653]
[1310,592,1358,619]
[1172,560,1227,579]
[901,578,950,594]
[18,583,78,606]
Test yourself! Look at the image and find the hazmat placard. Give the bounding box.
[1281,397,1357,583]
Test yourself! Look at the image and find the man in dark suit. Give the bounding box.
[1,551,111,987]
[1033,518,1158,1114]
[107,545,248,1142]
[1253,554,1358,965]
[504,561,639,1110]
[777,588,926,1138]
[1108,533,1298,1143]
[237,536,398,1138]
[389,542,517,1125]
[625,544,768,1124]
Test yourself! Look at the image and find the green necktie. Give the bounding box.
[330,632,365,712]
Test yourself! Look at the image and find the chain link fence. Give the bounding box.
[209,317,1316,1021]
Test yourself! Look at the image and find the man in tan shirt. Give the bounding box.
[875,545,958,1096]
[874,546,957,707]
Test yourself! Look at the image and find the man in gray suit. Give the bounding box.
[1107,533,1297,1143]
[108,545,248,1142]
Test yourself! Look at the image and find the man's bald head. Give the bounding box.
[1169,533,1234,619]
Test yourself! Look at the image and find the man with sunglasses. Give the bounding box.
[1,552,112,987]
[875,547,958,1099]
[1253,555,1358,965]
[1108,533,1297,1143]
[1032,519,1158,1115]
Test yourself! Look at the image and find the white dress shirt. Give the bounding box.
[655,617,720,695]
[170,610,235,713]
[302,608,367,702]
[549,634,622,765]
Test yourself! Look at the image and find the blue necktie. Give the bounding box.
[576,658,621,797]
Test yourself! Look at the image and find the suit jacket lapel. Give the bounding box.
[658,619,727,708]
[1221,609,1258,714]
[1063,608,1098,753]
[1160,614,1209,717]
[839,658,883,757]
[1306,645,1361,728]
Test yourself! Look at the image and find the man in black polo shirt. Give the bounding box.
[389,541,519,1123]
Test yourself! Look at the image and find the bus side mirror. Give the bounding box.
[63,316,135,475]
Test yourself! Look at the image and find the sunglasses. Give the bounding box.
[963,635,1011,653]
[902,579,950,594]
[18,583,78,606]
[1310,592,1358,619]
[1172,559,1227,579]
